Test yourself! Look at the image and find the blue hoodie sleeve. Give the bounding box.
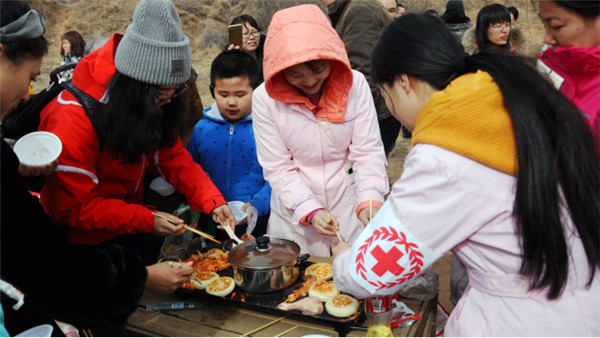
[250,180,271,217]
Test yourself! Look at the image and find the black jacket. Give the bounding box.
[1,139,147,333]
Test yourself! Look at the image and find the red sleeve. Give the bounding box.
[154,138,226,213]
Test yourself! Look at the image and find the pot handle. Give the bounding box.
[294,253,310,267]
[222,238,235,252]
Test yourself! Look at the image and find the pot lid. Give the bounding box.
[229,236,300,269]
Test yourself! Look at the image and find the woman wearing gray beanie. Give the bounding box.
[37,0,236,288]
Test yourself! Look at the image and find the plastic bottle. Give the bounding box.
[365,295,394,337]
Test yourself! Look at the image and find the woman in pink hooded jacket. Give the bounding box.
[252,4,389,257]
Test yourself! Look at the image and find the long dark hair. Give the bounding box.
[475,4,511,51]
[550,0,600,19]
[372,14,600,300]
[0,0,48,64]
[60,30,85,57]
[101,72,184,164]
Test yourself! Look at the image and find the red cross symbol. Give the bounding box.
[371,245,405,277]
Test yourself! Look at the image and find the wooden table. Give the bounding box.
[128,237,437,337]
[127,285,437,337]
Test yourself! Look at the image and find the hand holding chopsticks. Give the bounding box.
[152,212,221,244]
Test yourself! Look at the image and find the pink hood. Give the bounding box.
[263,4,353,123]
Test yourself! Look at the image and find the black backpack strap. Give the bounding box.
[62,81,106,147]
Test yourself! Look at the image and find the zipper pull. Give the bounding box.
[230,124,234,135]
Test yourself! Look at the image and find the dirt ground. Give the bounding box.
[387,136,455,315]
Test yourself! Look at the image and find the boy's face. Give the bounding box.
[214,76,253,122]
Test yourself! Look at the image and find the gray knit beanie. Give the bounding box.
[115,0,191,85]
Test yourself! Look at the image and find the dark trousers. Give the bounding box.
[379,115,402,158]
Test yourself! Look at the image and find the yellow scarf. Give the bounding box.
[412,71,517,176]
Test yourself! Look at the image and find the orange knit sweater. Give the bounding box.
[412,71,517,176]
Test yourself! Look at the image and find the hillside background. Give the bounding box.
[27,0,546,315]
[29,0,546,106]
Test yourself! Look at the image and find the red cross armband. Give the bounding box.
[349,202,440,295]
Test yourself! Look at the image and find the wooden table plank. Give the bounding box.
[128,289,436,337]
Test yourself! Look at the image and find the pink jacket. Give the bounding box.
[333,144,599,335]
[538,46,600,138]
[253,4,388,257]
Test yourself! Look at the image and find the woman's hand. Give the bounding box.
[145,261,194,294]
[211,204,236,231]
[332,241,351,261]
[311,210,339,236]
[153,211,186,237]
[227,44,240,51]
[358,206,379,226]
[18,158,59,177]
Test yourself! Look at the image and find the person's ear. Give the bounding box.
[209,84,215,98]
[396,74,410,94]
[0,43,4,56]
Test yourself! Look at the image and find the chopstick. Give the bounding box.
[274,325,298,337]
[183,224,221,244]
[152,212,221,244]
[241,315,288,337]
[82,329,93,337]
[369,194,373,221]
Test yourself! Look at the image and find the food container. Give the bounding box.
[223,236,309,294]
[13,131,62,167]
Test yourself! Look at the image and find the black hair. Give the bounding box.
[0,0,48,65]
[60,30,85,57]
[475,4,512,51]
[101,72,184,164]
[550,0,600,19]
[230,14,261,31]
[209,49,259,97]
[372,13,600,300]
[441,0,470,24]
[424,9,438,17]
[507,6,519,21]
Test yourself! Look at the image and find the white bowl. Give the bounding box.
[14,324,53,337]
[13,131,62,167]
[228,201,247,225]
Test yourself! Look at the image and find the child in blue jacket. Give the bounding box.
[188,50,270,239]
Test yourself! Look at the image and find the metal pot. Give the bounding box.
[222,236,310,294]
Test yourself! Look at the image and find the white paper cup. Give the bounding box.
[13,131,62,167]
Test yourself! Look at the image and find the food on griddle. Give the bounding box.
[304,262,332,280]
[325,294,359,318]
[284,277,318,303]
[308,280,340,302]
[206,276,235,297]
[191,271,219,290]
[277,296,324,316]
[186,248,231,272]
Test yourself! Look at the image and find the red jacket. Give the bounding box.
[538,45,600,138]
[39,34,225,245]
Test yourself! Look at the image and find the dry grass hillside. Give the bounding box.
[29,0,546,108]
